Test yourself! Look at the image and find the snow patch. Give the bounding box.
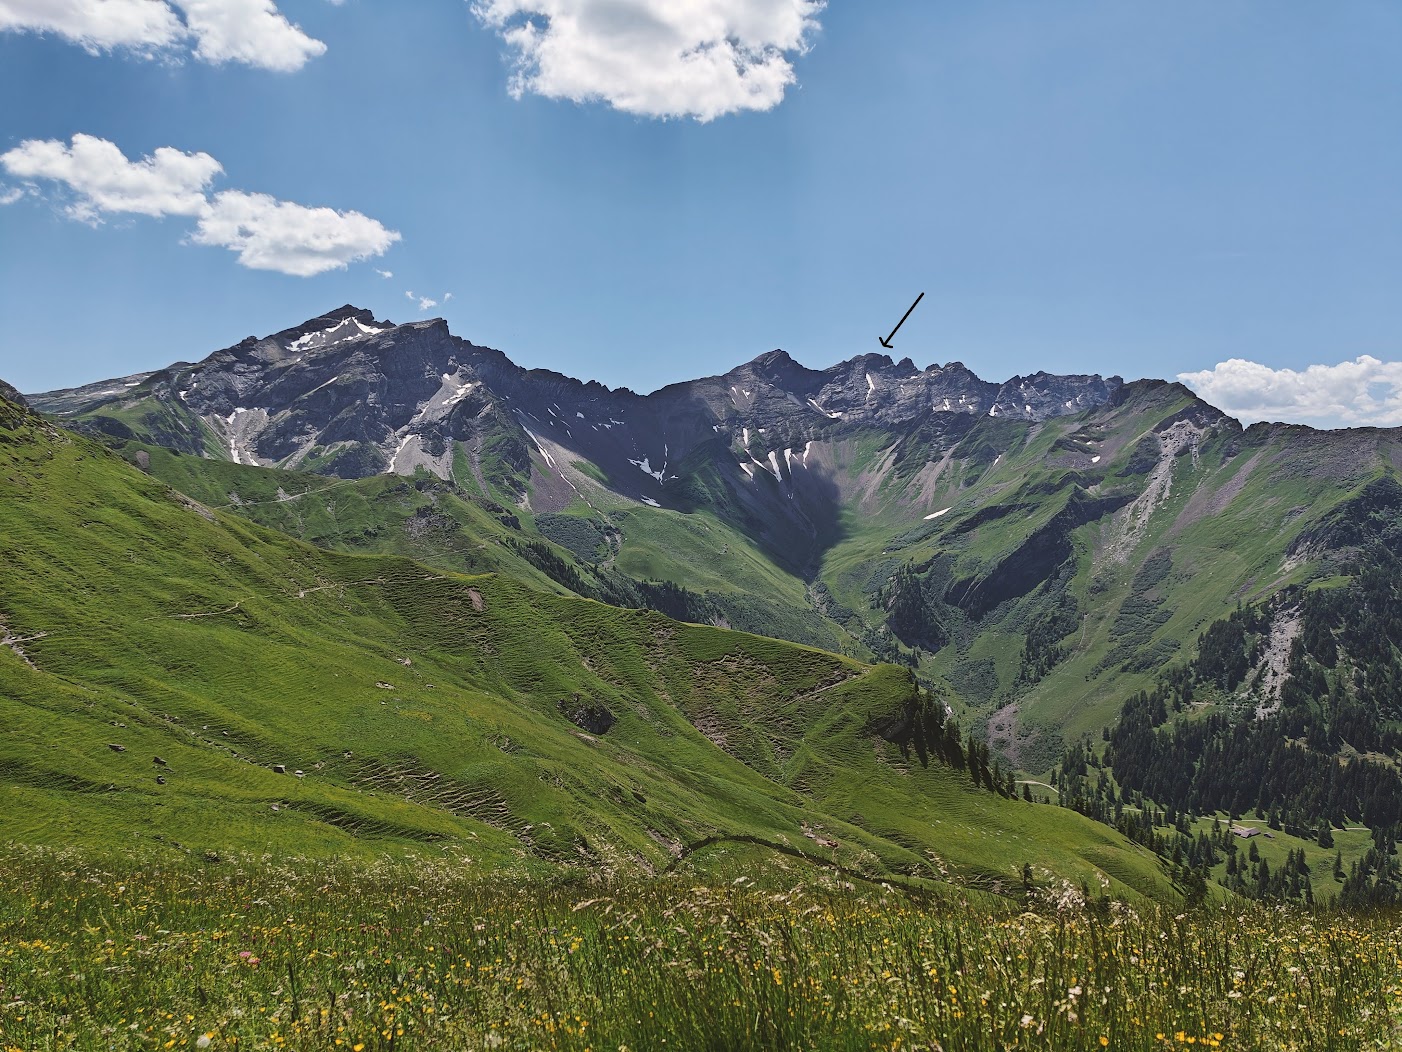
[1091,455,1101,464]
[290,316,388,351]
[808,398,843,420]
[923,508,952,520]
[640,497,661,508]
[223,407,265,466]
[629,456,665,482]
[386,433,416,474]
[522,428,557,470]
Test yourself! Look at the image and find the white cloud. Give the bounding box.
[173,0,324,71]
[191,191,400,276]
[1180,356,1402,428]
[470,0,825,121]
[0,133,220,222]
[1,135,398,277]
[0,0,325,71]
[0,0,183,54]
[415,295,439,311]
[443,292,453,301]
[376,268,394,279]
[0,186,25,205]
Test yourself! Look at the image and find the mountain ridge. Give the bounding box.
[20,305,1402,798]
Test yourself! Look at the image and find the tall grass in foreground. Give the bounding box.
[1,849,1399,1051]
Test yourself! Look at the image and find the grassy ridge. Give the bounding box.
[0,396,1169,897]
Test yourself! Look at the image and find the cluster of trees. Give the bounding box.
[1057,744,1333,905]
[889,698,1022,799]
[879,560,951,653]
[1104,546,1402,836]
[1339,838,1402,908]
[1107,689,1402,833]
[1017,589,1080,687]
[1057,544,1402,903]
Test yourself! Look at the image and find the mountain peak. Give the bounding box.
[750,348,795,368]
[0,378,27,408]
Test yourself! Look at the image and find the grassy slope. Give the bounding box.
[119,443,574,595]
[810,387,1402,771]
[0,399,1173,900]
[123,441,857,655]
[78,380,1387,786]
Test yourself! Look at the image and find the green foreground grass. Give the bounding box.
[2,849,1400,1052]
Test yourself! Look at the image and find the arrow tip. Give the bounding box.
[879,337,894,349]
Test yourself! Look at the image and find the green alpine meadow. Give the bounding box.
[5,6,1402,1048]
[6,330,1402,1048]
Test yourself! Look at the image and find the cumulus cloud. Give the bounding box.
[174,0,324,71]
[0,0,325,71]
[0,0,184,54]
[191,191,400,277]
[1179,356,1402,428]
[470,0,825,121]
[0,133,220,221]
[1,135,398,277]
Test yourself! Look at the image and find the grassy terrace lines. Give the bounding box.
[0,391,1169,897]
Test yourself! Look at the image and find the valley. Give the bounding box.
[6,310,1402,1049]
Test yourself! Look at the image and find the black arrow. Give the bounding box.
[880,292,924,349]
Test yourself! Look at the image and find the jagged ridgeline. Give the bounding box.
[0,381,1175,898]
[21,305,1402,894]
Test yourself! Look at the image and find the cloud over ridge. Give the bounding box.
[1,135,398,276]
[471,0,825,121]
[1180,356,1402,429]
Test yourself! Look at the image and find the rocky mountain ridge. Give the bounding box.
[27,304,1121,490]
[24,306,1402,777]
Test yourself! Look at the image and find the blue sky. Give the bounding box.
[1,2,1400,427]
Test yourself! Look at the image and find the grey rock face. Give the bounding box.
[0,379,25,407]
[27,307,1124,521]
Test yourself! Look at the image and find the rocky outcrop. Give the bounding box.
[27,307,1126,504]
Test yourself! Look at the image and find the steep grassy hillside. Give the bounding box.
[95,376,1402,790]
[114,440,856,654]
[805,383,1402,770]
[0,391,1172,900]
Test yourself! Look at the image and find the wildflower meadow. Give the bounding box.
[1,849,1400,1051]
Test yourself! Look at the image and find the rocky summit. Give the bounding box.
[29,305,1120,557]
